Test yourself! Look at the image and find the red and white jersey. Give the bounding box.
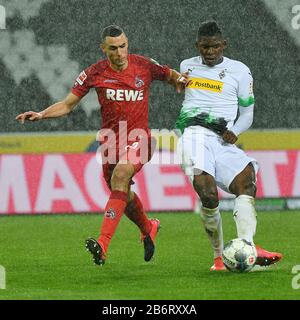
[72,54,170,145]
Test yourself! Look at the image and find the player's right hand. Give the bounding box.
[15,111,43,124]
[176,72,190,93]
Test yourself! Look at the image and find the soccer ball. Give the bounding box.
[222,238,257,272]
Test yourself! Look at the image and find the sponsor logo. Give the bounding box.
[135,76,144,88]
[105,208,116,219]
[187,77,223,93]
[249,81,253,95]
[104,79,119,83]
[76,71,87,85]
[106,89,144,101]
[248,256,255,264]
[148,57,160,65]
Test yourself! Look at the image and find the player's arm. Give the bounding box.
[15,92,82,124]
[145,57,189,92]
[230,105,254,136]
[223,68,255,144]
[223,105,254,143]
[166,69,189,93]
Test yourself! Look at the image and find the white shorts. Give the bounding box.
[177,126,259,193]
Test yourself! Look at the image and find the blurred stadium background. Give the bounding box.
[0,0,300,214]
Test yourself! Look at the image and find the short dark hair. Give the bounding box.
[101,25,124,42]
[197,20,222,41]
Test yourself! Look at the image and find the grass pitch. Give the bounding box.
[0,211,299,300]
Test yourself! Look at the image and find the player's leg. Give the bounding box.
[99,162,134,251]
[122,135,160,261]
[124,190,152,236]
[229,163,257,245]
[193,172,225,271]
[99,164,152,238]
[125,190,160,261]
[86,162,134,265]
[123,134,157,237]
[229,163,282,266]
[177,129,225,270]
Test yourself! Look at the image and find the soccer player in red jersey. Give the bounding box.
[16,25,188,266]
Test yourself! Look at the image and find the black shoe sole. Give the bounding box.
[85,238,105,266]
[143,223,161,262]
[143,235,155,262]
[255,256,281,266]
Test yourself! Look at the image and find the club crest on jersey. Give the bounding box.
[105,208,116,219]
[135,76,144,88]
[219,69,226,79]
[76,71,87,85]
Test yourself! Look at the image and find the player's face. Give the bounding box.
[196,36,227,67]
[101,33,129,71]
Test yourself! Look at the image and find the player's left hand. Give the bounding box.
[222,130,238,144]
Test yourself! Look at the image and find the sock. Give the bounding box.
[124,193,152,235]
[233,195,257,244]
[200,206,223,258]
[98,190,128,253]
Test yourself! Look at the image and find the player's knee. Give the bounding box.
[232,180,256,197]
[193,182,218,208]
[111,165,134,189]
[128,190,135,202]
[243,180,257,197]
[230,163,257,197]
[201,194,219,208]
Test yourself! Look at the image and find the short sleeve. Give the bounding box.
[142,57,170,81]
[180,61,186,73]
[71,69,91,98]
[238,68,255,107]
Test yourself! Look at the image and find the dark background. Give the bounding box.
[2,0,300,132]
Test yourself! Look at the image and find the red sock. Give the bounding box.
[98,190,128,253]
[124,193,152,235]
